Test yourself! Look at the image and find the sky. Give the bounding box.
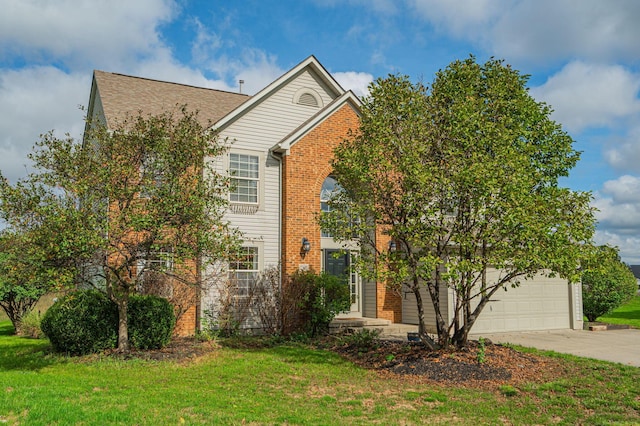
[1,0,640,263]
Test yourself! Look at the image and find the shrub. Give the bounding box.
[298,271,351,337]
[339,328,381,351]
[582,247,637,322]
[129,295,175,349]
[41,290,118,355]
[17,309,44,339]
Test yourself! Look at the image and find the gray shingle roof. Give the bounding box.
[93,70,249,128]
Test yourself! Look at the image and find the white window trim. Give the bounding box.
[227,149,265,213]
[229,241,264,298]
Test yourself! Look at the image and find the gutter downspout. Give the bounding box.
[269,148,284,301]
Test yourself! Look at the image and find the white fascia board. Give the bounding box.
[213,55,346,131]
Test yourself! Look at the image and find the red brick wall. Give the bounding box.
[174,305,196,336]
[281,103,402,321]
[375,230,403,322]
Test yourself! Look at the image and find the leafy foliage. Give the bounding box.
[0,107,240,351]
[582,246,637,322]
[296,270,351,337]
[128,295,176,349]
[0,231,69,332]
[338,328,381,351]
[41,290,176,354]
[321,56,595,348]
[41,290,118,355]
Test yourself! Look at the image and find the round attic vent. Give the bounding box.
[298,92,318,107]
[294,88,322,108]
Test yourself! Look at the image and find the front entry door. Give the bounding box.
[323,249,359,313]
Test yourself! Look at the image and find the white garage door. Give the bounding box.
[471,274,571,333]
[401,272,571,334]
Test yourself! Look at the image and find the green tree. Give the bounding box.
[582,246,637,322]
[0,230,69,333]
[321,57,595,349]
[0,107,239,351]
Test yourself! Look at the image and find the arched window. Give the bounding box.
[320,176,341,237]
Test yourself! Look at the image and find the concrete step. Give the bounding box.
[330,317,418,340]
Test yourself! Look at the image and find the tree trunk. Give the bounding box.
[427,273,449,348]
[115,296,130,352]
[411,280,438,350]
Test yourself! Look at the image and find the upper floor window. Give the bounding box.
[230,153,259,204]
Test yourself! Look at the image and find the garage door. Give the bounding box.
[471,273,571,333]
[402,271,571,334]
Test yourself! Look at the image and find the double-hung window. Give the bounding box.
[229,153,259,204]
[229,247,259,297]
[136,250,174,297]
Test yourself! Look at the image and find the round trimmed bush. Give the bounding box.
[41,290,118,355]
[129,295,175,350]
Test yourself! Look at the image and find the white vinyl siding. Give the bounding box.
[209,68,342,272]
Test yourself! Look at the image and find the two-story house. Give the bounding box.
[86,55,584,336]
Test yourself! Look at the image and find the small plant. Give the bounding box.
[339,328,381,351]
[385,354,395,362]
[476,337,486,365]
[17,309,44,339]
[499,384,518,397]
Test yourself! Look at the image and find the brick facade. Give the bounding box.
[282,103,402,321]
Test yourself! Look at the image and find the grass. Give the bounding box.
[0,321,639,425]
[597,295,640,328]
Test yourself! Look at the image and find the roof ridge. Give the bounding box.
[94,70,249,97]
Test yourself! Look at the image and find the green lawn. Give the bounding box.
[0,321,639,425]
[597,295,640,328]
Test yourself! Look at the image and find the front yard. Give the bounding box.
[1,319,639,425]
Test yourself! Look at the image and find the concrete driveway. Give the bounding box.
[471,329,640,367]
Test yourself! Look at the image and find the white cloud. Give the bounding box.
[407,0,640,65]
[0,0,176,70]
[601,175,640,203]
[594,230,640,265]
[593,175,640,264]
[333,71,373,98]
[592,175,640,263]
[604,125,640,173]
[0,67,89,182]
[489,0,640,64]
[409,0,505,38]
[530,61,640,133]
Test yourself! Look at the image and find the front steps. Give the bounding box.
[330,317,418,340]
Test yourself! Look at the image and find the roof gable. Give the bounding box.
[274,91,361,154]
[91,71,249,128]
[214,55,346,131]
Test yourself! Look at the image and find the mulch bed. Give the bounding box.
[321,337,567,388]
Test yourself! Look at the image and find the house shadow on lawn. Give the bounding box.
[0,322,60,372]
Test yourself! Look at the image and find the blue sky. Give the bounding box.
[1,0,640,262]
